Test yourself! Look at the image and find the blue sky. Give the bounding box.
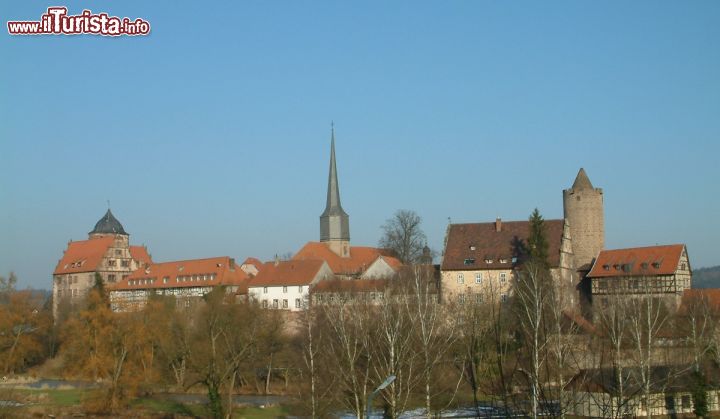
[1,1,719,289]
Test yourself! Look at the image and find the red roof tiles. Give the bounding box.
[110,256,248,291]
[248,259,329,287]
[293,242,399,276]
[53,237,115,275]
[587,244,686,278]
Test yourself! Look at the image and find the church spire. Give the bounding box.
[320,124,350,252]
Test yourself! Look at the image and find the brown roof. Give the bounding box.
[441,219,565,271]
[110,256,248,291]
[587,244,686,278]
[293,242,399,276]
[54,237,115,275]
[248,259,328,287]
[242,257,263,267]
[312,279,389,293]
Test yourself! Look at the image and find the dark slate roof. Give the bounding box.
[441,219,564,271]
[89,209,128,235]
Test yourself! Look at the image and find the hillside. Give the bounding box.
[693,265,720,288]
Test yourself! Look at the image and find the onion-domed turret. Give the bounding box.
[89,209,128,236]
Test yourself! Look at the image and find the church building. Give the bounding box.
[293,126,403,280]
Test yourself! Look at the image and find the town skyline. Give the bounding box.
[2,1,719,289]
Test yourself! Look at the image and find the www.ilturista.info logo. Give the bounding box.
[7,7,150,36]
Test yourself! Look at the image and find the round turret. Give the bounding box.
[563,168,604,271]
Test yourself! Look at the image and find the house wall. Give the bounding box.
[249,285,309,311]
[360,258,395,279]
[440,268,513,304]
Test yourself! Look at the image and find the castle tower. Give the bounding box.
[563,168,604,271]
[319,125,350,257]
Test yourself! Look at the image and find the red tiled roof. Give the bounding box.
[587,244,686,278]
[293,242,398,276]
[248,259,328,287]
[312,279,389,293]
[53,237,115,275]
[110,256,248,291]
[441,219,565,271]
[130,246,152,267]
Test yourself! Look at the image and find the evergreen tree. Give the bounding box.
[527,208,549,267]
[692,370,709,418]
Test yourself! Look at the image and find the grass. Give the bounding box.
[233,404,290,418]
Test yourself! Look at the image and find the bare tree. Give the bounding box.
[379,210,427,264]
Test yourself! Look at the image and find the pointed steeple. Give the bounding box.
[572,168,594,190]
[320,124,350,246]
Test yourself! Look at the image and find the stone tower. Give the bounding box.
[563,168,604,271]
[320,125,350,257]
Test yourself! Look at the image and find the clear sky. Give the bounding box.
[1,1,719,289]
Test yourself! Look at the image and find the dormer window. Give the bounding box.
[511,257,518,264]
[469,245,476,251]
[652,262,660,269]
[641,262,648,269]
[464,258,475,265]
[499,258,508,264]
[603,264,610,271]
[485,259,493,264]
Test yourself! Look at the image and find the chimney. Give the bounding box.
[274,254,280,266]
[229,258,235,270]
[495,217,502,232]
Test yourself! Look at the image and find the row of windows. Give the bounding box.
[458,293,507,304]
[314,292,385,302]
[463,257,515,265]
[456,272,507,285]
[262,286,304,294]
[261,298,302,309]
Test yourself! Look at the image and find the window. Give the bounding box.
[681,395,691,409]
[282,299,288,308]
[457,273,464,284]
[295,298,301,308]
[108,274,116,282]
[263,287,268,294]
[115,249,122,256]
[163,277,169,284]
[500,293,508,303]
[511,257,517,264]
[499,258,507,264]
[464,258,475,265]
[262,300,268,308]
[681,263,686,270]
[475,273,482,284]
[283,286,288,293]
[273,299,278,309]
[107,259,117,267]
[121,260,130,267]
[499,272,507,283]
[475,293,483,303]
[298,286,303,293]
[459,294,465,304]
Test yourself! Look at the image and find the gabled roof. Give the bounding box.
[587,244,686,278]
[89,209,128,235]
[441,219,565,271]
[129,246,152,267]
[293,242,398,276]
[110,256,248,292]
[53,236,115,275]
[248,259,328,287]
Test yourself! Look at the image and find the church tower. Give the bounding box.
[563,168,604,271]
[320,125,350,257]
